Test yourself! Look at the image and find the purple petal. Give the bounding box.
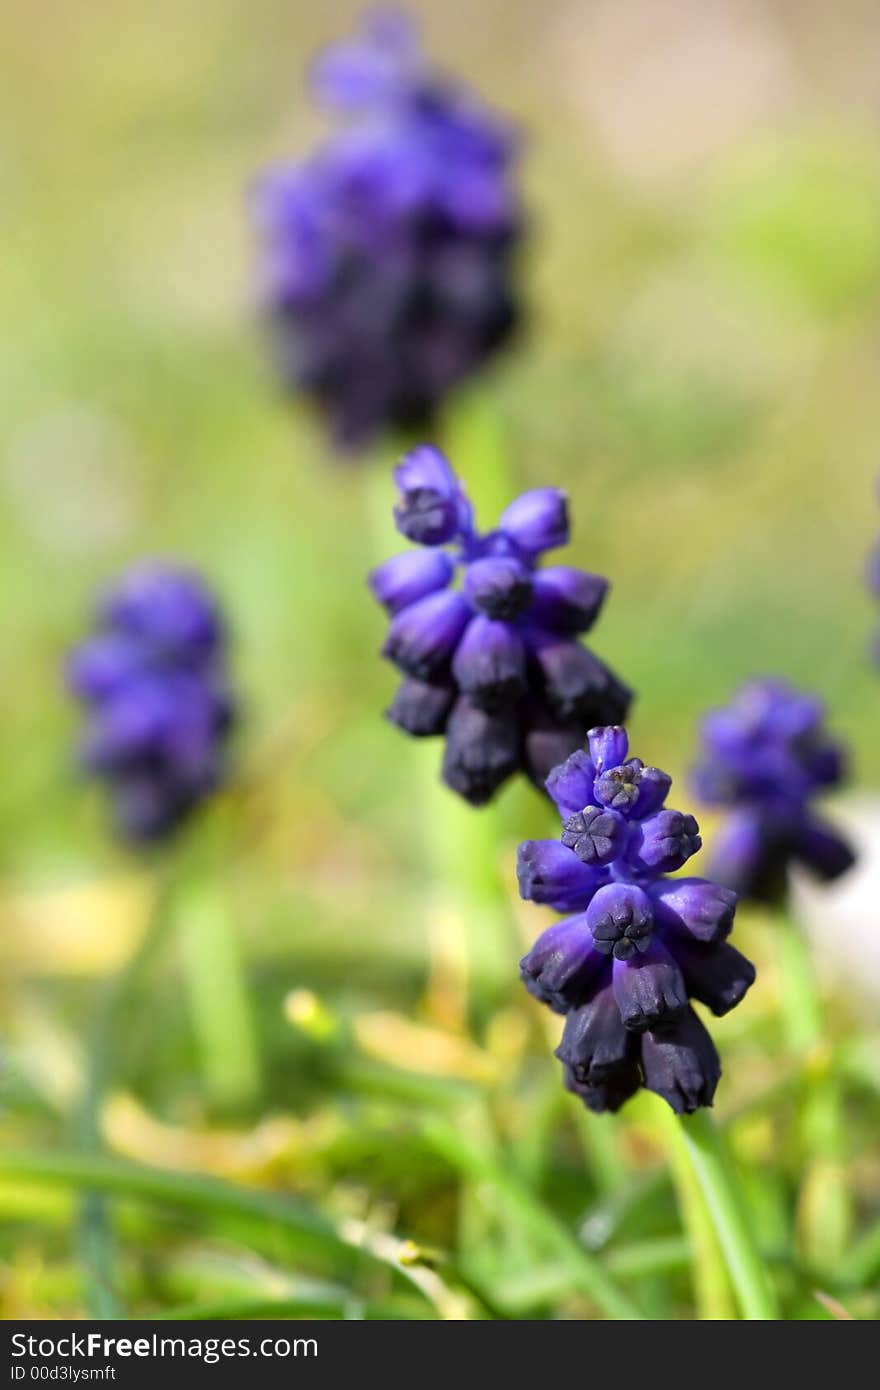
[641,1007,721,1114]
[385,678,454,736]
[545,748,596,818]
[626,808,702,874]
[441,696,518,805]
[673,939,756,1017]
[529,567,608,633]
[520,914,607,1014]
[497,488,569,555]
[368,550,453,614]
[647,877,737,945]
[587,725,629,773]
[611,938,687,1032]
[382,589,470,678]
[451,616,526,710]
[516,840,599,913]
[556,979,634,1081]
[463,555,532,621]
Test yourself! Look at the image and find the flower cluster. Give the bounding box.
[67,564,236,845]
[518,726,755,1114]
[690,678,855,905]
[369,446,631,804]
[249,11,521,449]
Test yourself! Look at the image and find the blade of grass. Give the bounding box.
[420,1118,644,1320]
[0,1149,481,1319]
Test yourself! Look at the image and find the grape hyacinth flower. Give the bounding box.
[67,564,236,845]
[369,446,631,804]
[518,726,755,1114]
[249,10,521,449]
[690,678,855,905]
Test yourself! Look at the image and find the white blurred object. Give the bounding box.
[553,0,798,189]
[791,795,880,1005]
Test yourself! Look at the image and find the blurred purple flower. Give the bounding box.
[68,564,236,845]
[249,10,522,449]
[690,678,854,905]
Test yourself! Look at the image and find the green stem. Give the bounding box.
[656,1104,736,1319]
[676,1109,778,1320]
[777,912,823,1053]
[777,912,851,1270]
[177,872,261,1108]
[73,874,178,1318]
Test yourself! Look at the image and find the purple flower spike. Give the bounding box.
[250,14,522,450]
[68,563,236,846]
[691,678,855,905]
[517,724,754,1115]
[371,450,632,805]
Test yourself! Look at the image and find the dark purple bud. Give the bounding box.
[393,446,466,545]
[612,938,688,1031]
[588,725,629,773]
[627,808,702,874]
[441,696,518,805]
[497,488,568,555]
[521,704,591,793]
[796,817,856,883]
[385,678,454,736]
[647,877,737,945]
[516,840,599,914]
[451,616,526,710]
[562,1059,642,1115]
[463,555,533,621]
[585,882,654,959]
[382,589,470,678]
[545,748,596,818]
[368,549,453,614]
[529,567,608,633]
[520,914,606,1014]
[561,804,627,867]
[673,939,756,1017]
[641,1007,721,1114]
[528,631,632,726]
[556,980,634,1082]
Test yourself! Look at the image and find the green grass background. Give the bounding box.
[1,0,879,1319]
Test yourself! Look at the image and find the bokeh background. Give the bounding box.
[2,0,880,1319]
